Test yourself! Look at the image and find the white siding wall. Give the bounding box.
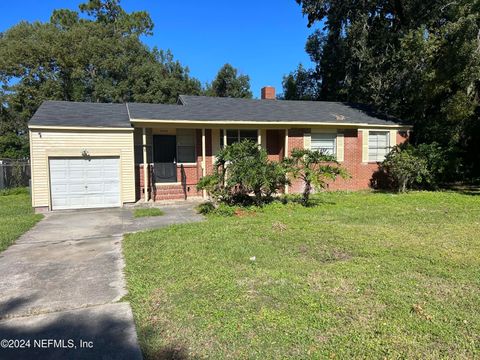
[29,129,135,208]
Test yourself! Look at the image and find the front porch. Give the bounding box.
[134,127,290,201]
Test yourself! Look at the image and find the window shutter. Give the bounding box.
[389,130,397,148]
[304,130,311,150]
[212,129,220,161]
[361,129,369,163]
[336,132,344,162]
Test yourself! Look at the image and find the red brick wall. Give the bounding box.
[326,129,378,190]
[136,128,407,200]
[287,128,307,193]
[285,128,406,193]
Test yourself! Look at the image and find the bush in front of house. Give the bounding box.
[381,142,447,192]
[197,140,288,205]
[197,141,349,207]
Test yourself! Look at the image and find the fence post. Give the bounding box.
[0,161,4,190]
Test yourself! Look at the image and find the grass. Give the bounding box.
[0,188,43,252]
[133,207,165,218]
[123,192,480,359]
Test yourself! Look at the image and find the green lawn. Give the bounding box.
[0,188,43,252]
[133,207,165,218]
[123,192,480,359]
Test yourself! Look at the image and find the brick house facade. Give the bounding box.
[136,126,409,201]
[28,88,411,211]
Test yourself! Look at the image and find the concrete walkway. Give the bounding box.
[0,203,203,360]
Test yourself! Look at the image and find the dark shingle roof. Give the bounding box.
[127,96,403,126]
[29,101,131,128]
[29,97,407,128]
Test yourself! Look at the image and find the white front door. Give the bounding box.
[49,157,121,210]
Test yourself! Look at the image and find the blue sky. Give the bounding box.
[0,0,317,98]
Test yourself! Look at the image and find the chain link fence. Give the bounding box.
[0,159,31,189]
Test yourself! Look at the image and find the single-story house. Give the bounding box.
[28,87,411,212]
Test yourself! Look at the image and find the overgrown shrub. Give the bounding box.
[197,140,288,205]
[380,143,447,192]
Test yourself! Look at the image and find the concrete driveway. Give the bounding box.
[0,203,203,360]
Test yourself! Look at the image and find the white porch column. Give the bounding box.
[257,129,261,145]
[223,128,227,148]
[142,127,149,201]
[202,128,206,199]
[285,128,289,195]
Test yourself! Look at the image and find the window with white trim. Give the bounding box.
[311,133,336,156]
[220,129,258,148]
[176,129,196,163]
[368,131,390,162]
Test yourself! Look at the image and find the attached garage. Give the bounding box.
[28,101,135,212]
[49,157,121,210]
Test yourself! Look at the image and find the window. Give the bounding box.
[311,133,336,156]
[220,129,258,147]
[368,131,390,162]
[176,129,196,163]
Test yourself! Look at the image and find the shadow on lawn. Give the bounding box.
[279,196,336,207]
[139,322,205,360]
[443,184,480,196]
[140,329,195,360]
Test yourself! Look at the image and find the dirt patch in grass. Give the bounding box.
[299,244,352,263]
[272,221,287,232]
[233,208,257,217]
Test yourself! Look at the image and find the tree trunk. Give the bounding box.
[254,189,262,205]
[303,180,312,206]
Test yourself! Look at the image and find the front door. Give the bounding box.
[153,135,177,183]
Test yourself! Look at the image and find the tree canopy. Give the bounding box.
[284,0,480,179]
[205,64,253,99]
[0,0,202,158]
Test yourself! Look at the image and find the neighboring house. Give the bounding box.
[28,87,410,212]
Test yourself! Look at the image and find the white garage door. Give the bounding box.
[49,157,121,210]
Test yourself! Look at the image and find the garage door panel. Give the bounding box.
[49,157,120,210]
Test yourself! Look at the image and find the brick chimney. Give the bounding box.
[261,86,276,100]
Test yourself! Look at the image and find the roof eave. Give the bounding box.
[28,124,134,131]
[129,118,412,129]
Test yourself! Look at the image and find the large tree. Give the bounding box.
[0,0,201,159]
[281,64,319,100]
[286,0,480,178]
[205,63,252,98]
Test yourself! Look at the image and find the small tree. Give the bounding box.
[283,149,348,206]
[197,140,287,205]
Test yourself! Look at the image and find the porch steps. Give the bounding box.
[153,184,189,201]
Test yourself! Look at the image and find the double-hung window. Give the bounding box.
[368,131,390,162]
[220,129,258,148]
[311,133,336,156]
[176,129,196,163]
